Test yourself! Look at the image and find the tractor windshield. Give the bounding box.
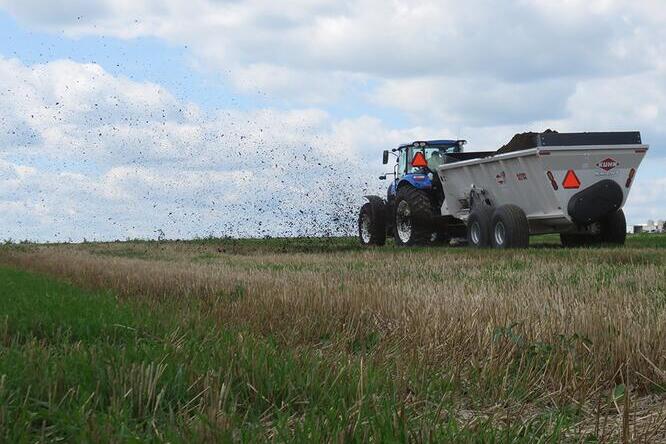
[407,145,459,173]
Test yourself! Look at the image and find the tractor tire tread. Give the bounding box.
[359,202,387,246]
[394,187,436,246]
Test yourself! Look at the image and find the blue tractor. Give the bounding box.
[359,140,470,246]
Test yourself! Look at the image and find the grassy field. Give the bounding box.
[0,234,665,442]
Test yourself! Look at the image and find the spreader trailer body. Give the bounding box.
[358,131,649,249]
[436,132,648,247]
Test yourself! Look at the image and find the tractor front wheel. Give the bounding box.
[358,202,386,246]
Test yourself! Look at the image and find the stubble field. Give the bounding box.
[0,234,665,442]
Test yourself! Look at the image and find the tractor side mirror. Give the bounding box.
[382,150,389,164]
[379,175,387,180]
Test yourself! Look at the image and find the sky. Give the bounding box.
[0,0,664,242]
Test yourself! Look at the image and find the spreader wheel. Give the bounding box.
[599,209,626,245]
[490,205,529,249]
[467,207,493,248]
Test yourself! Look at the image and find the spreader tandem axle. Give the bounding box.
[358,131,648,248]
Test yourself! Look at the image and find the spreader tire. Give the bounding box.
[490,205,530,249]
[599,209,626,245]
[561,209,626,248]
[393,186,436,246]
[467,207,493,248]
[358,202,386,246]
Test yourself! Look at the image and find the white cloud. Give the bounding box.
[373,76,574,127]
[0,55,663,241]
[559,70,666,131]
[229,63,367,104]
[2,0,666,134]
[6,1,659,162]
[624,174,666,224]
[0,56,419,241]
[376,65,666,150]
[3,0,665,104]
[1,1,665,239]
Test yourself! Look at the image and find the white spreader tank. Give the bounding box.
[436,132,648,247]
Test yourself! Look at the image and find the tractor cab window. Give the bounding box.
[407,145,459,173]
[398,149,408,175]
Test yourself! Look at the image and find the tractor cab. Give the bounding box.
[382,140,466,203]
[358,139,468,247]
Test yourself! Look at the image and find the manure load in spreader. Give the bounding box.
[359,131,647,248]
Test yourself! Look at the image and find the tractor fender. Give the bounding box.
[397,175,432,191]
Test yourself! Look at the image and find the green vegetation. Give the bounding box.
[0,268,575,442]
[0,234,665,441]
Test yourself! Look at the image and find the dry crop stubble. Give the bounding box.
[0,239,665,440]
[1,244,664,388]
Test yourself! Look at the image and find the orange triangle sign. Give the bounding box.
[562,170,581,189]
[412,152,428,168]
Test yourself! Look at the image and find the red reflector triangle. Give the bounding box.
[412,151,428,168]
[562,170,581,189]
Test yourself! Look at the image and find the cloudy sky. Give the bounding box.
[0,0,664,241]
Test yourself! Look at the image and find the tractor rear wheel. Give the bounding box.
[490,205,530,249]
[393,187,436,246]
[358,202,386,246]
